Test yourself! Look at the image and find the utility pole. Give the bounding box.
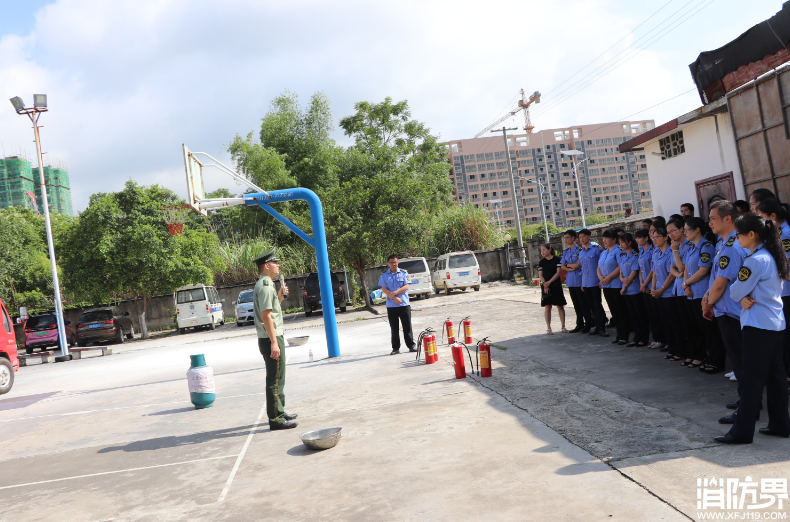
[492,127,526,268]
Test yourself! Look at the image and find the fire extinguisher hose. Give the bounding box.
[441,318,451,344]
[415,327,435,362]
[454,342,475,376]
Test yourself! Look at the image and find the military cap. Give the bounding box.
[254,248,281,266]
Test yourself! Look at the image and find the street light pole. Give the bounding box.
[562,150,589,228]
[492,127,525,267]
[520,177,549,241]
[10,95,69,358]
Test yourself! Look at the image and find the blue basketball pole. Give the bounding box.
[246,188,341,358]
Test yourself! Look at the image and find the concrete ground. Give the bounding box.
[1,284,787,521]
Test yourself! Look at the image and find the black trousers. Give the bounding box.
[568,286,592,329]
[783,296,790,380]
[684,299,707,361]
[658,297,686,357]
[258,336,287,425]
[674,295,693,359]
[624,293,649,344]
[603,287,631,341]
[582,286,607,332]
[728,327,790,442]
[602,286,619,328]
[717,315,743,399]
[644,293,665,344]
[387,305,414,351]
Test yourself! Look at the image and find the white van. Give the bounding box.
[398,257,432,299]
[432,251,481,294]
[174,284,225,334]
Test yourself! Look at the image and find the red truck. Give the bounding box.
[0,298,19,395]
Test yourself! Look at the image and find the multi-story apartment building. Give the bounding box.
[0,156,73,216]
[446,120,655,228]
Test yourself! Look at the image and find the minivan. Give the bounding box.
[0,298,18,395]
[302,272,347,317]
[398,257,432,299]
[432,251,481,294]
[175,284,225,333]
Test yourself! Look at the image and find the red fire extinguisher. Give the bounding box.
[477,338,492,378]
[423,332,437,365]
[450,342,466,379]
[462,317,472,344]
[443,318,455,344]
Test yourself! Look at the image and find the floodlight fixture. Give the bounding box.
[10,96,25,112]
[34,94,47,108]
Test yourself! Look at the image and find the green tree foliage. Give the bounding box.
[422,203,504,257]
[59,181,220,338]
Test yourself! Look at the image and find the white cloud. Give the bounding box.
[0,0,780,211]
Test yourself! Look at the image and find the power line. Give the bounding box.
[533,0,715,118]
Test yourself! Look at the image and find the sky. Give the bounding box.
[0,0,784,213]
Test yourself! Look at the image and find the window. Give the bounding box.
[177,288,206,304]
[451,144,459,152]
[494,151,506,160]
[471,194,479,200]
[476,153,485,162]
[516,137,529,146]
[492,191,497,197]
[480,173,486,179]
[573,129,581,139]
[468,175,476,180]
[499,181,509,188]
[622,124,629,134]
[464,154,475,162]
[659,130,685,159]
[502,190,509,196]
[485,152,494,161]
[487,162,496,170]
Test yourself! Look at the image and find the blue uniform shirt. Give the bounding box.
[780,221,790,297]
[579,244,603,288]
[683,238,715,299]
[653,246,675,299]
[673,241,693,296]
[560,246,583,288]
[730,246,786,331]
[709,231,748,319]
[638,245,654,288]
[618,249,641,295]
[600,246,623,289]
[378,268,411,307]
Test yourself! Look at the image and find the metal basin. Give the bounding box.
[287,336,309,346]
[300,427,342,450]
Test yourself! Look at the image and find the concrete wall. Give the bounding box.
[645,113,744,219]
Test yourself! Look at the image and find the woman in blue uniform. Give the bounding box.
[680,217,717,368]
[651,228,686,360]
[716,214,790,443]
[598,229,629,344]
[756,198,790,392]
[636,228,662,348]
[667,218,692,362]
[618,233,648,347]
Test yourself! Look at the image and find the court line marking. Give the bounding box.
[0,392,266,423]
[217,401,267,503]
[0,454,238,490]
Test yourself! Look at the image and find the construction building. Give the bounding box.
[446,120,656,228]
[0,156,73,216]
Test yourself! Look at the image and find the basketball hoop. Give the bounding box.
[163,204,193,235]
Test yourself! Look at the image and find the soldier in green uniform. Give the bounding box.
[253,248,298,431]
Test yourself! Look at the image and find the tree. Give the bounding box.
[324,98,454,307]
[59,181,220,338]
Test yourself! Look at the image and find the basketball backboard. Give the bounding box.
[182,144,207,216]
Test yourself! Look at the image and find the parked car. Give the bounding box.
[233,289,255,326]
[24,313,75,353]
[0,298,18,395]
[76,307,134,346]
[398,257,432,299]
[432,251,481,294]
[175,284,225,334]
[302,272,347,317]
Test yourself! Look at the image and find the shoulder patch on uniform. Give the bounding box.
[631,250,638,256]
[719,256,730,269]
[725,236,735,247]
[738,266,751,282]
[703,241,712,247]
[262,279,270,286]
[700,252,711,263]
[783,239,790,252]
[620,252,626,257]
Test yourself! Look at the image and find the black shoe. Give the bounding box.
[714,433,750,444]
[718,412,738,424]
[408,347,417,352]
[726,400,739,410]
[612,339,620,344]
[659,346,670,352]
[598,331,610,338]
[589,328,599,335]
[580,327,591,333]
[283,412,298,421]
[568,327,583,333]
[390,349,400,355]
[758,427,790,438]
[270,420,298,430]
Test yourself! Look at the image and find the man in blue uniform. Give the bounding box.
[578,229,609,337]
[703,201,748,422]
[379,254,416,355]
[561,229,591,333]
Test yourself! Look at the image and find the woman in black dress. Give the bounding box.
[539,243,568,335]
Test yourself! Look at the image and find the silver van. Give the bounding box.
[431,251,481,294]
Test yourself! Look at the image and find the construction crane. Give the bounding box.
[474,89,541,138]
